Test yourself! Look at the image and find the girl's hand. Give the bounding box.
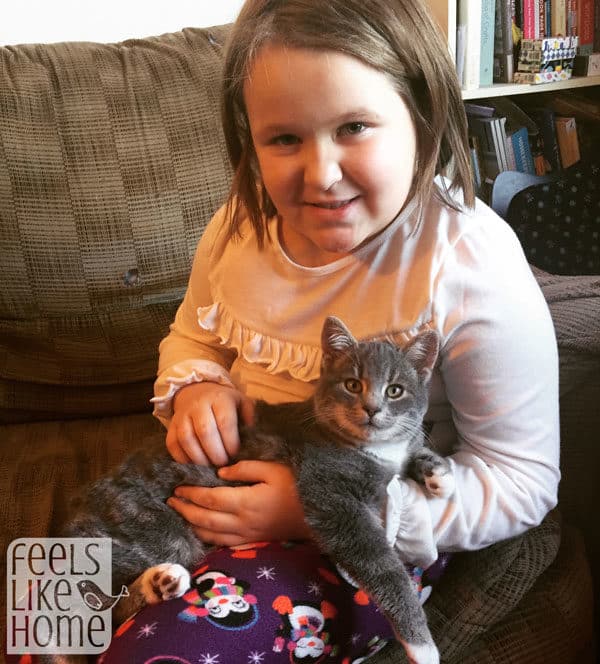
[166,382,254,466]
[167,461,312,546]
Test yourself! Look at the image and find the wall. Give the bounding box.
[1,0,245,46]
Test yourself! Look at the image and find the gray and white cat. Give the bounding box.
[51,316,452,664]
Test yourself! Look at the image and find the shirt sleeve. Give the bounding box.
[151,206,238,427]
[395,206,560,567]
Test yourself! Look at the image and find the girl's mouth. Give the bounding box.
[307,197,358,209]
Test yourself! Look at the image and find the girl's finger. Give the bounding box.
[176,417,211,465]
[173,485,244,515]
[189,408,228,467]
[167,495,240,532]
[211,398,241,460]
[191,527,247,548]
[165,425,191,463]
[219,460,283,483]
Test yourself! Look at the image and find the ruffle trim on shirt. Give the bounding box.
[197,302,322,382]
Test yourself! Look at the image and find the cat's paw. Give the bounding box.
[424,466,454,498]
[141,563,190,604]
[401,640,440,664]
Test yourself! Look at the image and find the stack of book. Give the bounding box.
[453,0,600,88]
[466,99,537,192]
[464,93,594,195]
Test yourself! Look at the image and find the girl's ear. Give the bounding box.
[321,316,357,363]
[404,330,440,382]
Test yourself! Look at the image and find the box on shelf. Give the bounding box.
[514,36,579,84]
[573,53,600,76]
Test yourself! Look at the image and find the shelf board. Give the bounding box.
[461,75,600,99]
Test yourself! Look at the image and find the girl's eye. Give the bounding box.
[271,134,299,146]
[338,121,367,136]
[386,384,405,399]
[344,378,362,394]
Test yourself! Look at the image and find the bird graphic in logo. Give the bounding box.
[77,580,129,611]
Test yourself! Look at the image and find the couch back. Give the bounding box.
[0,26,232,422]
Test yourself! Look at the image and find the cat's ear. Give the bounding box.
[321,316,357,362]
[404,330,439,382]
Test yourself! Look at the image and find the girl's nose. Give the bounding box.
[303,142,342,191]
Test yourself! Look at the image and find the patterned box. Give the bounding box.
[514,36,579,84]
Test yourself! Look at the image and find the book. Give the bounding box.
[545,0,552,36]
[458,0,482,89]
[528,106,562,171]
[480,0,496,86]
[467,116,503,179]
[555,116,581,167]
[523,0,539,38]
[464,102,496,117]
[539,0,547,36]
[567,0,578,34]
[509,125,536,173]
[504,129,518,170]
[576,0,596,54]
[494,0,518,82]
[491,116,510,171]
[478,116,511,172]
[475,97,538,175]
[530,131,548,174]
[552,0,568,34]
[469,135,484,193]
[456,23,467,83]
[595,0,600,51]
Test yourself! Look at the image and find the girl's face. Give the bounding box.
[244,45,417,267]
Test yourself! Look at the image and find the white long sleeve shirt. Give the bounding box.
[152,188,560,566]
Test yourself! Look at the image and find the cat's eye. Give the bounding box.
[386,384,405,399]
[344,378,363,394]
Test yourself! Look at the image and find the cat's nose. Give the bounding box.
[364,406,381,419]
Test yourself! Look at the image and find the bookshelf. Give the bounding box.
[425,0,600,99]
[462,74,600,99]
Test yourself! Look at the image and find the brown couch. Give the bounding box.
[1,24,597,663]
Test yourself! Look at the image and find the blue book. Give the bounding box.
[480,0,496,86]
[510,126,536,174]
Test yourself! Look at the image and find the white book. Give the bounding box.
[456,24,467,84]
[458,0,482,90]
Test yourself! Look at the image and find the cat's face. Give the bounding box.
[314,317,438,448]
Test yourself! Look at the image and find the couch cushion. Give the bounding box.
[0,25,233,421]
[0,411,164,647]
[371,516,594,663]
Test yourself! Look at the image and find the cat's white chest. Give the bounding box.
[365,442,410,474]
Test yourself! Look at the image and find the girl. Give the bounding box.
[104,0,560,661]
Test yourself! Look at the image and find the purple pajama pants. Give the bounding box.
[6,541,449,664]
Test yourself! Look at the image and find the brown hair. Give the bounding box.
[221,0,474,246]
